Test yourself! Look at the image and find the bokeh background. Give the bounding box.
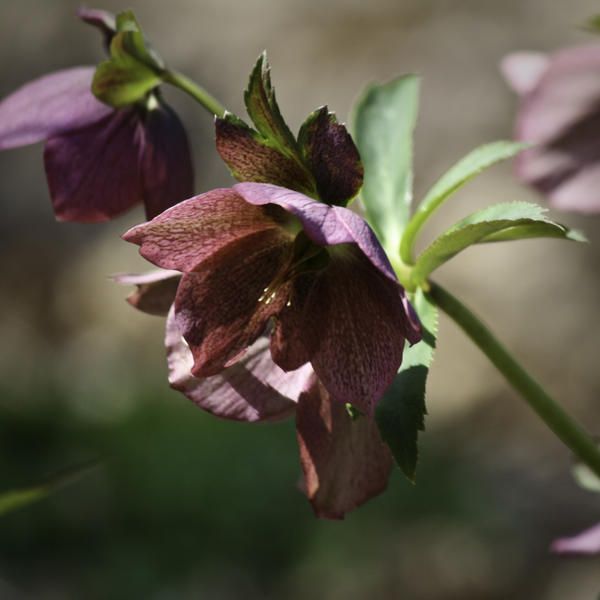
[1,0,599,598]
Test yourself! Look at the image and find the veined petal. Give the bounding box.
[298,106,363,205]
[302,247,414,415]
[551,522,600,554]
[123,189,282,271]
[234,182,397,282]
[166,308,310,422]
[140,102,194,219]
[0,67,110,150]
[296,376,393,519]
[113,269,180,316]
[44,108,143,222]
[174,228,293,376]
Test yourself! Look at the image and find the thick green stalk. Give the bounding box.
[428,281,600,478]
[162,70,226,118]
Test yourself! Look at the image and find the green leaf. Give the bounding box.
[244,52,298,156]
[411,202,582,285]
[419,141,526,218]
[376,288,437,481]
[400,141,526,263]
[0,460,98,517]
[353,75,420,252]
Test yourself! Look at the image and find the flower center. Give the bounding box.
[258,232,329,306]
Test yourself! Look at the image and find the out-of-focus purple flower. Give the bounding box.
[552,521,600,554]
[0,10,193,222]
[502,44,600,213]
[119,268,395,518]
[124,182,421,416]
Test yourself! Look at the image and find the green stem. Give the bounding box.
[428,281,600,479]
[162,70,226,118]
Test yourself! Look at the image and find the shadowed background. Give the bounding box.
[0,0,599,598]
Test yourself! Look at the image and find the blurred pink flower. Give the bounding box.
[502,44,600,213]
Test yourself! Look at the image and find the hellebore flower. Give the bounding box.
[124,182,421,416]
[0,9,193,222]
[117,267,398,518]
[502,44,600,213]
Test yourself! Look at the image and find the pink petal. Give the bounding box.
[500,52,549,96]
[44,108,144,222]
[174,228,292,376]
[140,103,194,219]
[123,189,282,272]
[234,182,398,282]
[296,376,393,519]
[518,44,600,144]
[166,308,311,422]
[113,270,181,316]
[551,522,600,555]
[0,67,110,150]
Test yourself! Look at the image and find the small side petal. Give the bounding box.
[166,307,310,422]
[551,522,600,554]
[234,182,397,281]
[44,108,143,222]
[296,376,393,519]
[77,7,116,48]
[123,189,281,271]
[140,102,195,219]
[174,228,292,376]
[500,52,549,96]
[113,270,180,316]
[0,67,111,150]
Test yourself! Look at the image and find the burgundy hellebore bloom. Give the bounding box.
[124,182,421,416]
[0,11,193,222]
[122,184,421,517]
[117,267,402,518]
[502,44,600,213]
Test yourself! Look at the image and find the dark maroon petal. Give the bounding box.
[302,247,414,415]
[174,228,293,377]
[298,106,363,205]
[166,308,311,422]
[551,522,600,554]
[140,102,194,219]
[113,270,180,316]
[509,44,600,213]
[123,189,282,272]
[500,52,549,96]
[296,376,393,519]
[270,273,315,371]
[44,108,144,222]
[216,115,316,193]
[0,67,111,150]
[234,183,397,282]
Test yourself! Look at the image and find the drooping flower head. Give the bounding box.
[502,44,600,213]
[120,53,421,517]
[0,8,193,222]
[124,183,420,416]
